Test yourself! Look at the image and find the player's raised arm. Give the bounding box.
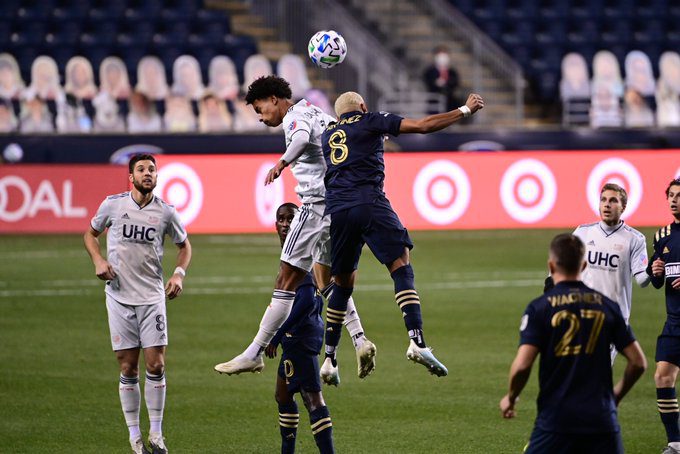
[400,93,484,134]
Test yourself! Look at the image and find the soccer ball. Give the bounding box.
[308,30,347,69]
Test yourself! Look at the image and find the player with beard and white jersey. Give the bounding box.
[215,76,376,385]
[84,153,192,454]
[546,184,650,362]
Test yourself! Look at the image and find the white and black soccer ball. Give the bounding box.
[308,30,347,69]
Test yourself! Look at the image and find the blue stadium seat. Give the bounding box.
[539,0,569,19]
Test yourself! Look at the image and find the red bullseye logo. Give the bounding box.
[500,159,557,223]
[155,163,203,226]
[255,161,284,226]
[587,158,642,219]
[413,160,470,225]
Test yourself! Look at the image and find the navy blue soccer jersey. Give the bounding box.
[648,222,680,322]
[272,273,324,354]
[321,110,403,214]
[520,281,636,434]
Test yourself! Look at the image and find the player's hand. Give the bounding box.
[465,93,484,114]
[265,160,287,185]
[672,277,680,290]
[499,394,518,419]
[95,258,116,281]
[265,344,278,358]
[652,258,666,277]
[165,274,183,299]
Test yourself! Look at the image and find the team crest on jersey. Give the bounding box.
[613,243,624,251]
[148,216,159,225]
[289,120,297,131]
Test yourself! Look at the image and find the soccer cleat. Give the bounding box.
[214,353,264,375]
[320,357,340,386]
[130,437,150,454]
[356,339,377,379]
[663,447,680,454]
[148,432,167,454]
[406,340,448,377]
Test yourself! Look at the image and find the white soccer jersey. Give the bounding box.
[91,192,187,306]
[573,221,649,322]
[282,99,336,204]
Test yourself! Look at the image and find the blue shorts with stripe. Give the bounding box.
[656,321,680,366]
[278,343,322,395]
[330,196,413,275]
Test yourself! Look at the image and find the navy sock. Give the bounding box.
[658,387,680,442]
[310,406,334,454]
[278,401,299,454]
[324,285,352,358]
[391,265,425,347]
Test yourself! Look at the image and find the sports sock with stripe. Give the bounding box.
[391,264,426,348]
[309,406,334,454]
[278,401,299,454]
[119,374,141,441]
[145,371,166,434]
[658,387,680,442]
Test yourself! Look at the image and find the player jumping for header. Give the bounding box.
[214,76,375,385]
[320,91,483,377]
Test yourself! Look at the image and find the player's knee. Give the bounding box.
[301,391,325,412]
[275,390,293,405]
[145,361,165,376]
[120,362,138,377]
[655,372,676,388]
[276,263,306,290]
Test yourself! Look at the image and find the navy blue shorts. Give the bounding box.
[278,344,321,395]
[525,427,623,454]
[330,197,413,275]
[656,322,680,366]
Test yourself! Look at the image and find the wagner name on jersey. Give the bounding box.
[91,192,187,306]
[282,99,336,204]
[573,221,649,322]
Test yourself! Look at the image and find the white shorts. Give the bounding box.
[106,295,168,351]
[280,202,330,272]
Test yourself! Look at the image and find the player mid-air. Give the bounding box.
[320,91,484,377]
[545,183,650,362]
[84,154,192,454]
[214,76,375,386]
[266,202,335,453]
[500,234,646,453]
[647,178,680,454]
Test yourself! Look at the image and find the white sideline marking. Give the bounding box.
[0,278,543,298]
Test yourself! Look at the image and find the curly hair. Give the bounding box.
[128,153,156,173]
[244,76,292,105]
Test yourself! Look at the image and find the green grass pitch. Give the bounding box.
[0,229,667,453]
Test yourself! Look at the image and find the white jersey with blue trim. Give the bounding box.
[573,220,649,322]
[282,99,335,204]
[90,192,188,306]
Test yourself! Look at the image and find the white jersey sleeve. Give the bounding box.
[90,195,119,232]
[630,232,649,277]
[281,99,334,204]
[165,206,188,244]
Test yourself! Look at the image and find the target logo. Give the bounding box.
[155,163,203,226]
[500,159,557,223]
[586,158,642,219]
[412,160,471,225]
[255,162,284,226]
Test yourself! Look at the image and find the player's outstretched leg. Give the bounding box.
[391,264,447,377]
[214,289,295,375]
[278,401,299,454]
[320,284,352,386]
[320,284,377,379]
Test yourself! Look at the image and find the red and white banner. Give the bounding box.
[0,165,128,233]
[2,150,679,233]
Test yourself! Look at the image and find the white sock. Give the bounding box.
[344,297,366,349]
[119,374,141,440]
[251,290,295,355]
[670,442,680,450]
[145,372,166,434]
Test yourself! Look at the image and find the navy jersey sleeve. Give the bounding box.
[647,233,665,288]
[365,111,403,136]
[519,301,543,347]
[270,284,317,347]
[611,303,636,352]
